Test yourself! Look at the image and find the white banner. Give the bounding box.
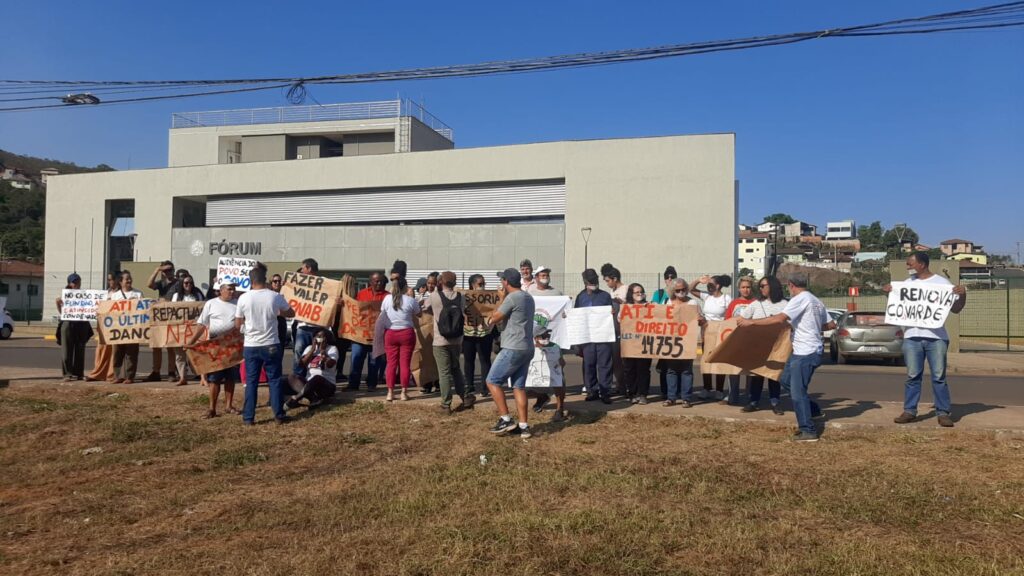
[524,346,564,388]
[884,280,958,330]
[60,289,109,321]
[566,305,616,346]
[214,257,258,291]
[531,295,573,349]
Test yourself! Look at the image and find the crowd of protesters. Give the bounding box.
[55,250,966,441]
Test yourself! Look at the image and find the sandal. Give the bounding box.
[226,407,241,415]
[203,410,218,419]
[663,400,677,407]
[175,380,188,387]
[386,392,394,402]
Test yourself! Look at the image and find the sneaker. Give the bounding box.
[489,418,517,435]
[681,399,693,408]
[585,393,599,402]
[518,425,533,439]
[637,397,648,405]
[771,403,784,416]
[793,431,819,442]
[697,389,709,400]
[532,394,550,413]
[894,412,916,424]
[285,397,301,409]
[937,414,955,428]
[600,395,612,405]
[741,403,758,413]
[714,390,725,401]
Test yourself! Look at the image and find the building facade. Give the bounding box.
[825,219,856,240]
[737,231,771,276]
[44,100,737,318]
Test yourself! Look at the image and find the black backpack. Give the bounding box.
[437,290,465,339]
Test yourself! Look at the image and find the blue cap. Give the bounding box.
[67,273,81,284]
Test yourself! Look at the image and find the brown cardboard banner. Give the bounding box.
[149,301,206,348]
[340,295,381,345]
[462,290,502,332]
[281,271,342,328]
[412,311,438,386]
[97,299,154,345]
[703,322,793,381]
[619,303,700,360]
[186,330,244,375]
[701,320,743,376]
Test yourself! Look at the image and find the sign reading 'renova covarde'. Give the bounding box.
[884,280,958,330]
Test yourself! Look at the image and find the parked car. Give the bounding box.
[823,308,845,341]
[830,311,904,365]
[1,308,13,339]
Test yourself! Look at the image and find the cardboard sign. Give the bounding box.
[149,301,206,348]
[884,280,958,329]
[565,306,616,346]
[701,320,743,376]
[411,311,439,386]
[60,289,109,321]
[281,271,342,328]
[532,295,574,349]
[462,290,503,333]
[97,299,154,344]
[619,303,700,360]
[340,295,381,345]
[704,322,793,381]
[214,257,258,291]
[186,330,244,375]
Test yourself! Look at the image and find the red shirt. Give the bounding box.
[357,287,388,303]
[725,298,755,319]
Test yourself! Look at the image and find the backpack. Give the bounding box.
[437,290,465,339]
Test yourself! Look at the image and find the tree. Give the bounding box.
[738,267,754,279]
[882,225,919,252]
[857,221,885,251]
[762,213,796,225]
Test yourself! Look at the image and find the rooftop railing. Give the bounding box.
[171,99,453,142]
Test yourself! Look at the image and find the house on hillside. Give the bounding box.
[950,253,988,265]
[0,260,44,320]
[40,168,59,186]
[825,219,857,240]
[940,238,980,257]
[781,221,817,241]
[738,231,772,276]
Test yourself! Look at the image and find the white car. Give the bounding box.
[823,308,845,341]
[1,308,13,339]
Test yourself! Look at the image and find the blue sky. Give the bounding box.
[2,1,1021,256]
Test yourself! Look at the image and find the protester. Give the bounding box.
[739,276,788,414]
[462,274,496,398]
[886,251,967,428]
[528,323,568,422]
[348,272,389,391]
[485,268,536,437]
[722,276,756,405]
[428,271,475,414]
[168,273,204,386]
[110,272,144,384]
[601,265,627,395]
[602,264,628,303]
[235,266,296,425]
[285,328,339,411]
[692,274,733,401]
[269,273,290,347]
[197,282,240,418]
[737,272,835,442]
[381,276,420,402]
[55,273,92,381]
[85,271,120,382]
[291,258,326,380]
[146,260,178,382]
[622,283,652,404]
[519,259,535,292]
[575,268,614,404]
[651,266,677,304]
[663,279,704,407]
[526,265,562,296]
[414,277,430,306]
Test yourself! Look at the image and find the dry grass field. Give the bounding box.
[1,384,1023,576]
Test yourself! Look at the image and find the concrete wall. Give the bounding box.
[240,135,287,163]
[343,132,395,156]
[45,134,736,320]
[409,117,455,152]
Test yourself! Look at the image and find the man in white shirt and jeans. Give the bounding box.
[235,266,296,425]
[885,251,967,428]
[738,272,835,442]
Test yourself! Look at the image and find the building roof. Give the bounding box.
[940,238,972,245]
[0,260,44,276]
[739,231,771,239]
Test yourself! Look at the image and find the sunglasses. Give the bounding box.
[271,279,282,283]
[759,283,769,288]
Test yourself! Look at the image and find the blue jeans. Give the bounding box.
[486,348,533,389]
[349,341,385,389]
[292,327,316,378]
[243,345,285,423]
[902,337,951,416]
[665,359,694,401]
[780,353,821,435]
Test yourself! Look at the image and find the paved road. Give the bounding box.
[2,339,1021,408]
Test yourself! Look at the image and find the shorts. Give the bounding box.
[486,348,533,389]
[207,365,240,384]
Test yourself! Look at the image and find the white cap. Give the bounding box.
[534,265,551,274]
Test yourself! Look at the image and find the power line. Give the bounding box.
[2,1,1022,112]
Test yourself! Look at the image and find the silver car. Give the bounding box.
[829,311,903,365]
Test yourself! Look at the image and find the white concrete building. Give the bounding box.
[738,231,772,277]
[825,219,857,240]
[44,99,737,318]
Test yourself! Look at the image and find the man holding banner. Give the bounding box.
[884,251,967,428]
[737,273,834,442]
[235,267,296,425]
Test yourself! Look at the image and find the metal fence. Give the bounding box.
[958,278,1024,352]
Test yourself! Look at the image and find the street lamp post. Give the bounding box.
[581,227,592,270]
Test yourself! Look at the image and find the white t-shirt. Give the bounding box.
[903,274,957,341]
[381,294,421,330]
[235,289,290,347]
[740,299,789,320]
[611,285,628,303]
[782,290,829,356]
[527,285,564,297]
[700,293,732,321]
[171,292,202,302]
[109,288,143,301]
[199,298,238,338]
[303,344,340,384]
